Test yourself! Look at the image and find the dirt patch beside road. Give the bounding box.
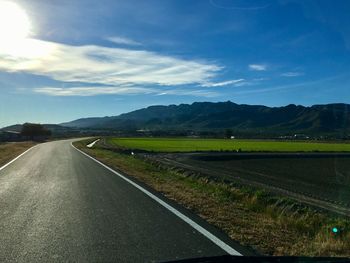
[0,142,36,168]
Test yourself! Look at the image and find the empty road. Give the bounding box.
[0,140,246,262]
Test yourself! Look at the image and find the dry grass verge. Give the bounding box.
[74,139,350,257]
[0,142,36,167]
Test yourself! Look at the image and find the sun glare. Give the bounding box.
[0,1,31,41]
[0,1,51,60]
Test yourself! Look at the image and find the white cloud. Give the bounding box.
[34,86,219,97]
[281,72,303,77]
[201,79,245,87]
[249,64,267,71]
[0,38,222,96]
[34,86,156,96]
[106,36,142,46]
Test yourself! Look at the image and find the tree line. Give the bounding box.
[21,123,51,139]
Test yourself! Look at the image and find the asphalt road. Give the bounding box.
[0,140,246,262]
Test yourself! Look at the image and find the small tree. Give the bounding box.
[21,123,51,140]
[225,129,233,139]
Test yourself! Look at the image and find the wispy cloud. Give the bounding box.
[106,36,142,46]
[281,72,304,77]
[0,38,222,96]
[201,79,245,87]
[34,86,219,98]
[249,64,267,71]
[230,75,341,96]
[34,86,156,96]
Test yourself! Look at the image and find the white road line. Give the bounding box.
[71,142,243,256]
[87,139,100,148]
[0,144,37,172]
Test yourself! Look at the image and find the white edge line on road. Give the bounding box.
[0,144,37,172]
[71,142,242,256]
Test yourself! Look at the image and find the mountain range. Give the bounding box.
[60,101,350,137]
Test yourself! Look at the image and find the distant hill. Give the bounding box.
[61,101,350,137]
[1,124,23,132]
[60,117,113,129]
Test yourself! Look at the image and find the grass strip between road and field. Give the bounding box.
[74,139,350,257]
[0,142,36,168]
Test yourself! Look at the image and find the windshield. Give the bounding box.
[0,0,349,262]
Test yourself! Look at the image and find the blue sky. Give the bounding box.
[0,0,349,127]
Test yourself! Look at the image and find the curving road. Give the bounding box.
[0,139,247,262]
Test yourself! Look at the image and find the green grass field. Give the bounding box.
[107,137,350,152]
